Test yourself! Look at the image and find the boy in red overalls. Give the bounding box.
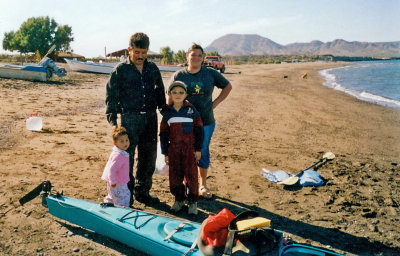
[160,81,203,215]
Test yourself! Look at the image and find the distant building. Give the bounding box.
[106,49,162,63]
[56,52,85,62]
[106,49,128,58]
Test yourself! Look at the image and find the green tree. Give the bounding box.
[2,31,17,51]
[204,51,220,57]
[160,46,174,64]
[54,25,73,52]
[174,50,186,64]
[2,16,73,56]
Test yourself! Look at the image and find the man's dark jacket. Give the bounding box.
[106,58,166,125]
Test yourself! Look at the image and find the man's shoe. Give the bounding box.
[135,194,160,204]
[188,202,198,215]
[171,201,185,212]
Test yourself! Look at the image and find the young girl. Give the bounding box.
[160,81,204,215]
[101,127,131,207]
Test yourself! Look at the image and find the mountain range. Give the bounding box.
[204,34,400,57]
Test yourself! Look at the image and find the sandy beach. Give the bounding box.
[0,62,399,255]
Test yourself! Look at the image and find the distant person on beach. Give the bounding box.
[101,127,131,207]
[106,32,167,206]
[160,81,204,215]
[170,43,232,199]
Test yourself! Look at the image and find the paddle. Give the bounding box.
[19,180,52,205]
[278,152,335,185]
[40,45,56,62]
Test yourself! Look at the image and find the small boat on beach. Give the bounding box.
[0,57,66,81]
[157,64,183,72]
[0,64,49,81]
[65,58,182,74]
[19,181,344,256]
[64,58,115,74]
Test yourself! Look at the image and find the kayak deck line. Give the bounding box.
[51,196,160,231]
[164,222,190,241]
[117,209,157,229]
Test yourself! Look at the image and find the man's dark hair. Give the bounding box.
[129,32,150,49]
[188,43,203,54]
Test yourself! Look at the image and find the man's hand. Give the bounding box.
[195,151,201,161]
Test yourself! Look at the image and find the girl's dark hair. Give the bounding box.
[112,127,128,142]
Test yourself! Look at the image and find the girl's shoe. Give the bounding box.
[171,201,184,212]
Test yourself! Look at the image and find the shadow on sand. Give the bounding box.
[57,220,149,256]
[195,195,400,255]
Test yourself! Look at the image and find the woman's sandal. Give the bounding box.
[199,185,212,199]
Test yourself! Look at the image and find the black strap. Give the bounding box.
[100,202,114,207]
[222,230,236,256]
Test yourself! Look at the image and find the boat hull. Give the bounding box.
[0,64,48,81]
[65,58,183,74]
[65,58,115,74]
[46,195,202,256]
[157,65,183,72]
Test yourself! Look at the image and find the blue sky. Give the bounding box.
[0,0,399,58]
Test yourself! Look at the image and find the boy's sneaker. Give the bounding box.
[171,201,184,212]
[188,202,198,215]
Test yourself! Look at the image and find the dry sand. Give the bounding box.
[0,62,399,256]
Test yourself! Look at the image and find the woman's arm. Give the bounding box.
[212,83,232,109]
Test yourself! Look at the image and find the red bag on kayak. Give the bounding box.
[202,208,236,247]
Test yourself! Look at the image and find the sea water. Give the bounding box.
[319,60,400,110]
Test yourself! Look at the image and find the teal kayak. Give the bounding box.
[46,194,202,256]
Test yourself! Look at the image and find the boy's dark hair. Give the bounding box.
[112,126,128,142]
[188,43,203,54]
[129,33,150,49]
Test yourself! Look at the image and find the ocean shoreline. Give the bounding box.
[318,61,400,111]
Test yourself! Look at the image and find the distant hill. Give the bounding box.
[204,34,400,57]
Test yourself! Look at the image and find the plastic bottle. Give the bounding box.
[261,168,278,182]
[261,168,291,183]
[26,113,43,131]
[155,141,169,175]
